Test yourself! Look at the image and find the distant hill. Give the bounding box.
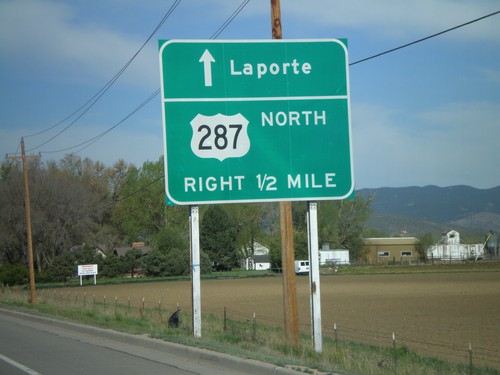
[357,185,500,237]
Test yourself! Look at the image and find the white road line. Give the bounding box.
[0,353,42,375]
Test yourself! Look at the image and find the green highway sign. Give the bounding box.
[159,39,354,205]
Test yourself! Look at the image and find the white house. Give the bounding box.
[242,241,271,270]
[427,230,484,261]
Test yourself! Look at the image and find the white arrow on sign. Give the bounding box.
[199,49,215,87]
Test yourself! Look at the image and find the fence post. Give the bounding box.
[469,343,473,375]
[223,306,227,331]
[334,323,339,351]
[392,332,397,371]
[252,313,256,342]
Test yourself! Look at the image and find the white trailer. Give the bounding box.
[319,250,350,265]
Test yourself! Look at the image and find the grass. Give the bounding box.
[2,283,499,375]
[33,261,500,290]
[35,269,277,289]
[323,260,500,276]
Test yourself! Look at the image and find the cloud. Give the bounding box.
[0,0,157,88]
[352,101,500,188]
[281,0,500,41]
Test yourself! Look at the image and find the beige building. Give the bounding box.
[363,237,419,264]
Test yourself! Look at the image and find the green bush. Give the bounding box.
[100,254,123,278]
[44,252,77,282]
[0,263,29,285]
[143,250,170,277]
[143,248,212,277]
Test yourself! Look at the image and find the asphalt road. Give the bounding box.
[0,308,300,375]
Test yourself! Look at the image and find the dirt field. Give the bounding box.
[76,272,500,368]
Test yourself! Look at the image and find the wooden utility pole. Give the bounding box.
[271,0,282,39]
[7,138,38,303]
[271,0,300,347]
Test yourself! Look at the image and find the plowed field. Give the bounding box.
[75,272,499,368]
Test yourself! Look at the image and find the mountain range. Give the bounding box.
[356,185,500,239]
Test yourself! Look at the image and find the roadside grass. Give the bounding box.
[1,287,498,375]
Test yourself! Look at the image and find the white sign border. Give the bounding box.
[159,39,354,205]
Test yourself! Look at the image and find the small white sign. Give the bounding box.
[78,264,98,276]
[78,264,98,285]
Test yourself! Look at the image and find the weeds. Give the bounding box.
[1,288,498,375]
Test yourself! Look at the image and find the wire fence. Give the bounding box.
[1,285,498,373]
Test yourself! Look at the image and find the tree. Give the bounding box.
[225,203,266,259]
[416,233,435,262]
[121,249,143,277]
[268,198,372,264]
[0,154,130,274]
[266,228,309,270]
[268,235,282,271]
[111,157,188,247]
[154,225,189,255]
[0,160,26,265]
[0,264,28,286]
[142,250,170,277]
[318,195,372,260]
[143,248,212,277]
[43,252,77,282]
[100,254,123,278]
[30,161,106,272]
[200,205,238,269]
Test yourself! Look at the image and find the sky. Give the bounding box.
[0,0,499,190]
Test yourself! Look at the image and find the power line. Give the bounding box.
[24,0,182,150]
[210,0,250,39]
[40,0,251,156]
[48,6,499,208]
[53,0,253,216]
[350,9,500,66]
[42,89,160,155]
[104,8,499,210]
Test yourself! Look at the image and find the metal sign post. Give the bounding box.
[158,3,352,346]
[307,202,322,352]
[189,206,201,338]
